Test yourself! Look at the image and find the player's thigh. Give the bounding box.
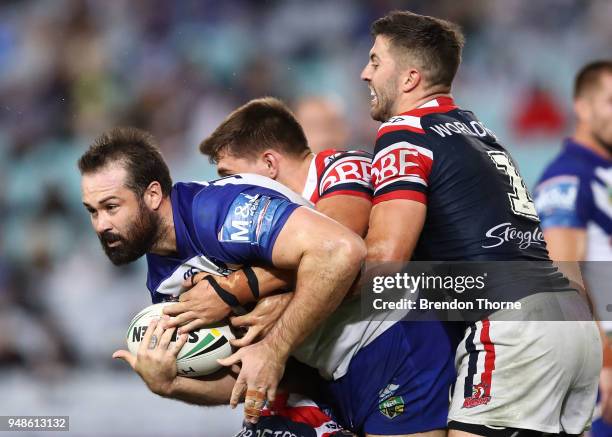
[448,431,476,437]
[450,317,599,432]
[367,430,447,437]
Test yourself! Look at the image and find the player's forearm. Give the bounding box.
[165,373,235,406]
[262,237,366,357]
[542,228,586,262]
[223,266,295,304]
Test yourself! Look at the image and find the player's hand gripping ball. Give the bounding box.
[126,302,235,377]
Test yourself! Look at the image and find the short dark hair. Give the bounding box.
[199,97,309,163]
[371,10,464,88]
[78,127,172,197]
[574,60,612,99]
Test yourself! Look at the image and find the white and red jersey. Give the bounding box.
[235,393,353,437]
[265,393,350,436]
[301,149,373,205]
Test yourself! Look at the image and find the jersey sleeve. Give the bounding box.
[533,174,589,229]
[192,186,301,265]
[318,151,373,200]
[371,127,434,205]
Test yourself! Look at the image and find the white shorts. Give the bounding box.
[449,292,602,434]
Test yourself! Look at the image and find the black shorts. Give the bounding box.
[448,420,581,437]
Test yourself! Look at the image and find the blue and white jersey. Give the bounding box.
[534,139,612,332]
[146,174,309,303]
[145,173,392,382]
[534,139,612,261]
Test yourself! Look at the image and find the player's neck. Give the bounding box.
[573,126,612,160]
[394,88,452,116]
[149,197,178,256]
[278,152,314,195]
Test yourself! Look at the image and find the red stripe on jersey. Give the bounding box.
[479,318,496,397]
[372,190,426,205]
[407,105,457,118]
[399,97,457,118]
[371,143,433,190]
[312,149,372,204]
[377,123,425,139]
[313,152,331,184]
[434,96,455,106]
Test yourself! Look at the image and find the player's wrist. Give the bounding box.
[162,376,184,398]
[145,377,173,397]
[261,330,291,361]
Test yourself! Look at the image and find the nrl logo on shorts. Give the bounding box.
[462,383,491,409]
[378,384,405,419]
[379,396,405,419]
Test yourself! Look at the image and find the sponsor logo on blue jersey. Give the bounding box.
[219,193,290,247]
[221,193,263,243]
[534,176,579,215]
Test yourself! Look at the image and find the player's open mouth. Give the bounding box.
[106,240,122,248]
[369,87,377,104]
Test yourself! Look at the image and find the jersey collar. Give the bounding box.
[565,138,612,166]
[398,96,457,118]
[145,185,190,279]
[167,184,190,259]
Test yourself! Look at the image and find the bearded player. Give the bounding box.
[361,10,601,436]
[534,61,612,437]
[78,127,366,430]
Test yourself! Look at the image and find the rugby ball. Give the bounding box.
[126,302,234,377]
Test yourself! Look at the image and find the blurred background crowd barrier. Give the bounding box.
[0,0,611,435]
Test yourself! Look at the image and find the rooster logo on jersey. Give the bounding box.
[462,383,491,409]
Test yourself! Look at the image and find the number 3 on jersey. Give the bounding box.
[487,151,539,221]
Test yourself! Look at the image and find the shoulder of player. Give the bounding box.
[376,114,427,139]
[374,115,443,156]
[315,148,372,164]
[178,179,256,236]
[311,149,373,201]
[373,129,436,167]
[536,152,593,189]
[315,149,372,182]
[186,175,305,204]
[314,148,372,176]
[169,181,211,218]
[534,161,590,214]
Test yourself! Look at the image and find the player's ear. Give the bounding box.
[401,68,420,94]
[144,181,163,210]
[262,150,280,179]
